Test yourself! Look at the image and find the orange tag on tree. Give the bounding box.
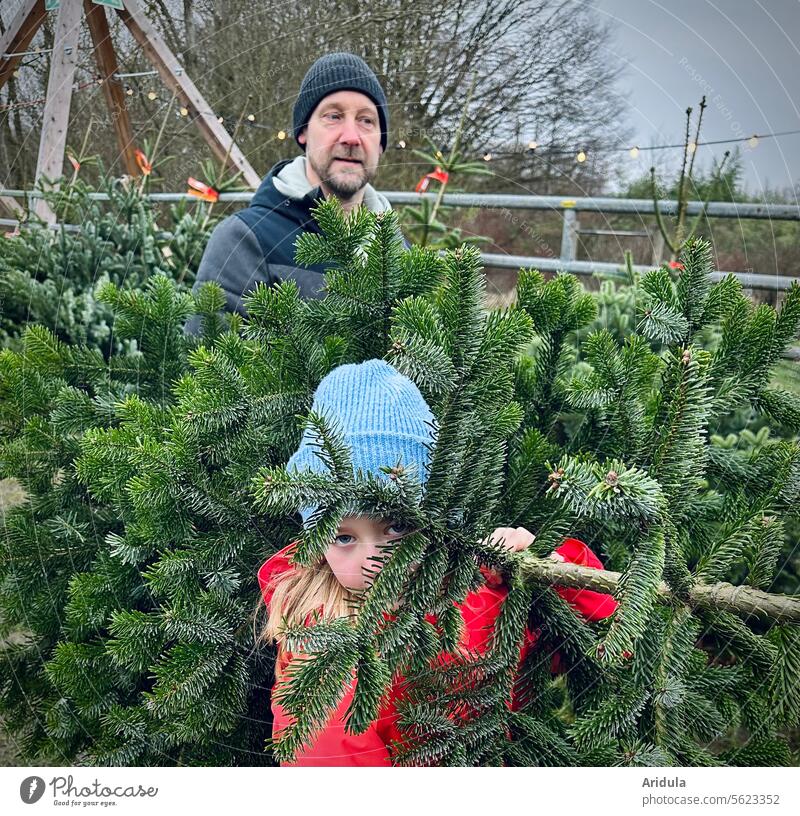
[134,148,152,175]
[67,153,80,172]
[186,177,219,202]
[414,166,449,193]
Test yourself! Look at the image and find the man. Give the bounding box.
[183,52,395,336]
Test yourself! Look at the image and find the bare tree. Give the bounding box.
[1,0,628,195]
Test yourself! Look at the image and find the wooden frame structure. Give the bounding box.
[0,0,260,222]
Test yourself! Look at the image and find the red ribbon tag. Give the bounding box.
[135,148,152,175]
[186,177,219,202]
[414,166,449,193]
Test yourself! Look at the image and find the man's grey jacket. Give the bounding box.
[183,154,396,336]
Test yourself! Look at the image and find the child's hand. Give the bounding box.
[481,526,567,562]
[479,527,567,587]
[481,526,536,553]
[478,526,535,588]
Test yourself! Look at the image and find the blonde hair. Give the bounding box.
[255,550,358,683]
[254,530,476,685]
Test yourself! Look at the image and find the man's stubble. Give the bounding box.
[307,148,378,202]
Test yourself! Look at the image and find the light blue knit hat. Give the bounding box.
[286,359,436,526]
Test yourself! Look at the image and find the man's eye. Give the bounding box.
[387,522,409,536]
[333,534,354,546]
[324,112,341,121]
[360,118,376,127]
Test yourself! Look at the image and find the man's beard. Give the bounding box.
[308,149,376,200]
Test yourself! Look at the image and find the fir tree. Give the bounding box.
[0,195,798,767]
[254,227,800,767]
[0,175,210,355]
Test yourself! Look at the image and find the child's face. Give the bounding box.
[323,515,409,591]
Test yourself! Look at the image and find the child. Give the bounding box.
[256,359,618,766]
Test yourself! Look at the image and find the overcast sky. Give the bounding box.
[592,0,799,197]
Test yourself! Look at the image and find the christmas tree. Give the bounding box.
[1,196,798,766]
[0,175,210,356]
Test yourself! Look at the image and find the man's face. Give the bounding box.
[298,90,383,200]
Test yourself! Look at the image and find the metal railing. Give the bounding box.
[2,188,799,291]
[381,193,800,292]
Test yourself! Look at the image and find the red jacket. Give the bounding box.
[257,537,618,766]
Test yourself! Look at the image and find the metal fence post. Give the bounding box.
[560,208,579,262]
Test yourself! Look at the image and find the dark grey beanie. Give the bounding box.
[293,53,389,152]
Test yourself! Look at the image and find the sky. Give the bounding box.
[591,0,799,197]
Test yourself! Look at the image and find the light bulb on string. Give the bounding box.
[147,91,157,101]
[748,135,759,148]
[217,116,224,124]
[483,152,492,161]
[277,130,286,140]
[125,85,133,96]
[630,146,640,158]
[179,106,189,117]
[527,141,538,151]
[397,140,406,149]
[576,150,587,163]
[687,141,697,153]
[247,114,255,122]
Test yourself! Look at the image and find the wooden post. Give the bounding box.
[116,0,261,189]
[83,0,139,178]
[33,0,83,224]
[0,195,24,218]
[4,0,258,220]
[0,0,46,92]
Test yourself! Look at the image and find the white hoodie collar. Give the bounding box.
[272,154,392,213]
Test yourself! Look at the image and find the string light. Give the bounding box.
[1,67,796,166]
[442,127,800,160]
[0,52,791,163]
